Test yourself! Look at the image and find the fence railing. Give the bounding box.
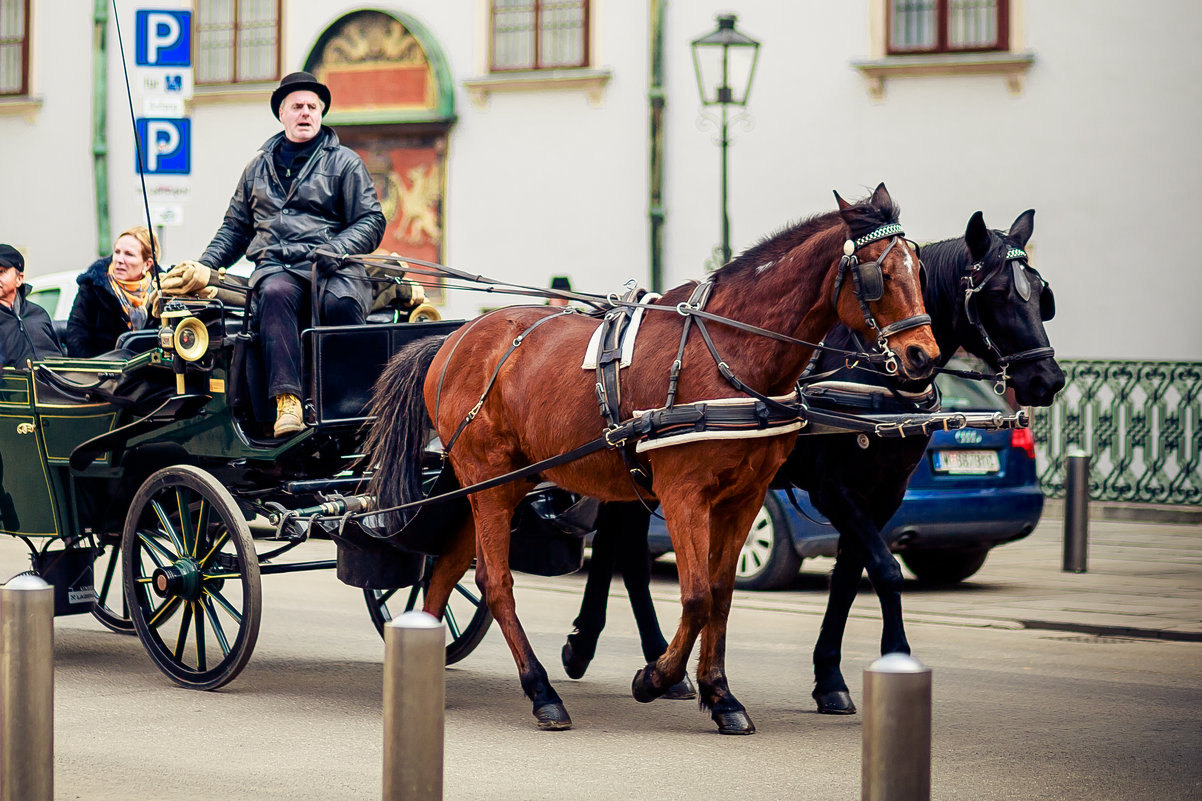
[1031,359,1201,505]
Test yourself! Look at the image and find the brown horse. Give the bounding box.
[363,184,938,733]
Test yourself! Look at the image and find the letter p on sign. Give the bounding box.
[136,10,191,67]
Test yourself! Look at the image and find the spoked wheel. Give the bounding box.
[364,562,492,665]
[92,539,134,634]
[122,465,261,690]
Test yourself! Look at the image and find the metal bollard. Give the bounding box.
[1063,449,1090,573]
[382,610,445,801]
[1,574,55,801]
[862,653,931,801]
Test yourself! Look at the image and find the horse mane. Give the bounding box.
[715,193,902,283]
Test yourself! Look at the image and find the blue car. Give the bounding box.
[647,372,1045,589]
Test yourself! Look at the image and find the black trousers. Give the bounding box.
[257,271,363,399]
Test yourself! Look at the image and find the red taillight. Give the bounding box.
[1011,428,1036,460]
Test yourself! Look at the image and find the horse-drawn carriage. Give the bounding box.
[1,186,1056,737]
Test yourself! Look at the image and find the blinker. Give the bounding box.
[1040,283,1056,320]
[1011,260,1031,301]
[858,261,884,302]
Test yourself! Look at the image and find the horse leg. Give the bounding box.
[811,486,911,714]
[561,505,620,679]
[630,496,710,708]
[614,503,696,700]
[471,489,573,731]
[420,515,477,619]
[693,500,760,734]
[811,535,866,714]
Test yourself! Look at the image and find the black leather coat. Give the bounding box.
[200,127,385,314]
[0,284,63,368]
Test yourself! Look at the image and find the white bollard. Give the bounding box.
[382,610,445,801]
[862,652,931,801]
[1,574,55,801]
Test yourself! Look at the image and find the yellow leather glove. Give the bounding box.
[160,260,213,295]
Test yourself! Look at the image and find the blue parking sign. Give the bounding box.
[136,10,191,67]
[136,118,191,175]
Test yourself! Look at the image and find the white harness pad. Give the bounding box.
[581,293,662,370]
[631,393,806,453]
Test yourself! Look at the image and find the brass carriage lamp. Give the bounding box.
[690,13,760,267]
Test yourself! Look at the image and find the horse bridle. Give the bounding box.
[830,223,931,375]
[961,246,1056,393]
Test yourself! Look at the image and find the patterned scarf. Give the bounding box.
[107,265,151,330]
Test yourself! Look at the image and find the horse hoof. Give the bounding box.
[631,667,661,704]
[713,709,756,735]
[534,702,573,731]
[814,689,857,715]
[664,673,697,701]
[561,641,591,680]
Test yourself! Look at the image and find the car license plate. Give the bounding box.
[933,449,1000,474]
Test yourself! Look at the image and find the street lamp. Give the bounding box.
[691,13,760,267]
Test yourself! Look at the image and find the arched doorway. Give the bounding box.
[304,10,455,302]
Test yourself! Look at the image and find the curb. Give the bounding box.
[1041,499,1202,526]
[1017,619,1202,643]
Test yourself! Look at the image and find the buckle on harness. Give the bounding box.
[604,426,627,447]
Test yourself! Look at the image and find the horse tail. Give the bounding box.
[363,335,446,528]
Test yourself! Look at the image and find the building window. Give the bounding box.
[888,0,1009,54]
[490,0,589,72]
[195,0,281,85]
[0,0,29,96]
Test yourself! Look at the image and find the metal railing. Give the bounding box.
[1032,359,1202,505]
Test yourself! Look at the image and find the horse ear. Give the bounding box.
[833,190,852,210]
[869,182,891,209]
[1009,209,1036,247]
[965,211,990,261]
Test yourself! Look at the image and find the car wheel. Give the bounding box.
[734,494,802,591]
[901,548,990,585]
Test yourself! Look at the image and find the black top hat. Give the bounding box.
[550,276,572,291]
[0,244,24,272]
[270,72,332,119]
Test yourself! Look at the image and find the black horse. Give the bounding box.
[560,210,1065,714]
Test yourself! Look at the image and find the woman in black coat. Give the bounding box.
[67,226,158,357]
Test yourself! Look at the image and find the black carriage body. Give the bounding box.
[0,304,462,599]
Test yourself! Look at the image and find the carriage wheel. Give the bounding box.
[364,562,492,665]
[122,465,261,690]
[91,540,134,634]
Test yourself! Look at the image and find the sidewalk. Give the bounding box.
[737,515,1202,642]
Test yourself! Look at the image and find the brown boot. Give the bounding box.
[273,393,304,437]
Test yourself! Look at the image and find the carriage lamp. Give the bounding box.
[173,317,209,362]
[691,13,760,267]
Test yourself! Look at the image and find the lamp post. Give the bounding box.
[691,13,760,268]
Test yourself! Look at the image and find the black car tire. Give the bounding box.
[734,494,802,591]
[901,548,990,585]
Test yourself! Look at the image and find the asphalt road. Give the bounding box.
[2,532,1199,801]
